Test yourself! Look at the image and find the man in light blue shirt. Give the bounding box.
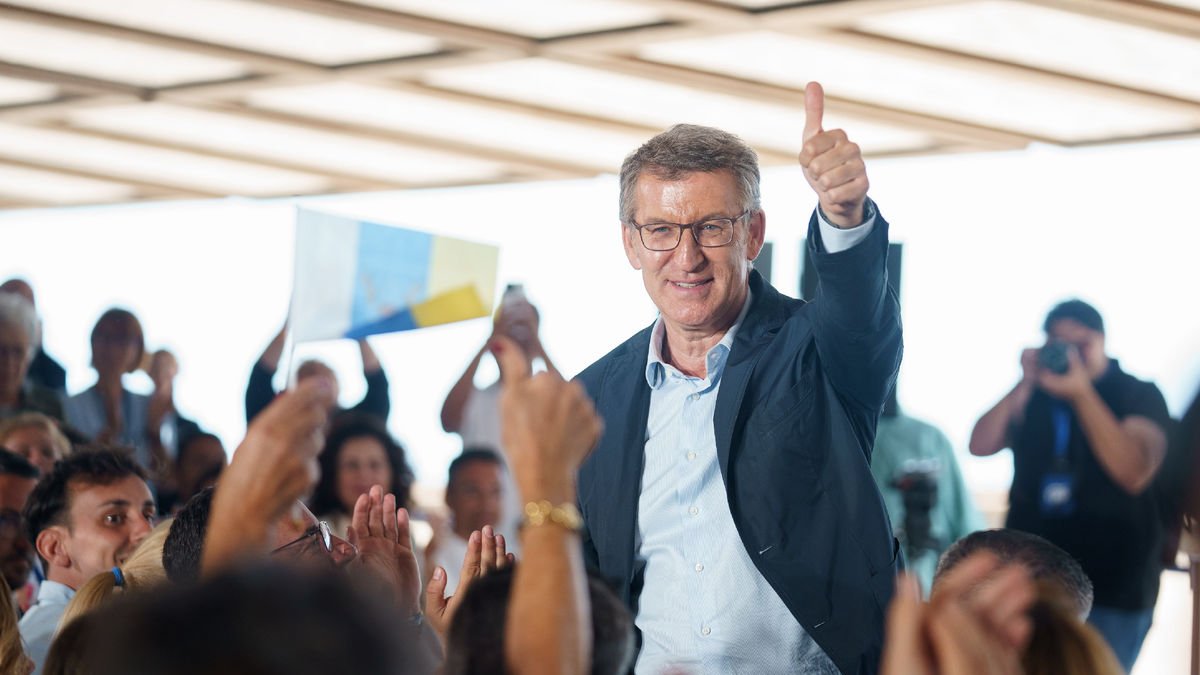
[19,450,154,673]
[577,82,903,674]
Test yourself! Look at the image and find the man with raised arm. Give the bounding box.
[575,83,903,674]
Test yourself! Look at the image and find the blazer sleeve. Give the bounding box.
[807,204,903,415]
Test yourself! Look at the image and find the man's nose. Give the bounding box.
[672,227,706,267]
[130,515,154,546]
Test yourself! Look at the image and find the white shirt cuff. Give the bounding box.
[817,203,876,254]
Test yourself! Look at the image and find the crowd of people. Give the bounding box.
[0,79,1196,675]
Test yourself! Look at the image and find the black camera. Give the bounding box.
[1038,342,1072,375]
[893,462,941,557]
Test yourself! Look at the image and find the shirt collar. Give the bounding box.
[645,288,754,389]
[36,579,76,603]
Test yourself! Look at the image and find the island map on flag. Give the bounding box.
[290,208,499,343]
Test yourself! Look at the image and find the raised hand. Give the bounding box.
[493,334,602,505]
[424,525,510,640]
[346,485,422,617]
[883,553,1032,675]
[201,375,336,574]
[797,81,869,228]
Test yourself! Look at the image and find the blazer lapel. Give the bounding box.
[714,272,789,481]
[591,331,653,578]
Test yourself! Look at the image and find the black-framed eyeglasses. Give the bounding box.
[629,209,751,252]
[271,520,356,568]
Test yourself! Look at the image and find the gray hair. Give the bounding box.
[0,293,38,357]
[618,124,761,224]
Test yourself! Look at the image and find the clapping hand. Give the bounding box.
[347,485,422,617]
[424,524,512,640]
[882,553,1032,675]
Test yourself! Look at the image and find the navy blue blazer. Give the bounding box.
[576,210,903,675]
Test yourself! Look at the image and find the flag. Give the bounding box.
[290,208,498,343]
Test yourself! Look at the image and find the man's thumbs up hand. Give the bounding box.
[798,82,869,228]
[803,80,825,142]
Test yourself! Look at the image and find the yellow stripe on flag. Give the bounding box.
[410,285,490,327]
[428,236,499,316]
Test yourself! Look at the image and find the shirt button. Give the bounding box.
[688,393,699,402]
[686,451,697,461]
[689,506,699,516]
[701,626,712,636]
[694,563,704,573]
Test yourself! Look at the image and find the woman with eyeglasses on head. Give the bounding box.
[307,412,413,540]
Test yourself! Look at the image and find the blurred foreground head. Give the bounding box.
[45,564,425,675]
[444,565,634,675]
[934,529,1094,618]
[1021,582,1122,675]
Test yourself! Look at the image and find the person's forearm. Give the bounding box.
[358,339,382,374]
[969,381,1033,456]
[258,324,288,371]
[538,348,561,379]
[505,525,590,675]
[200,496,271,577]
[440,347,485,433]
[1071,387,1156,494]
[245,362,277,424]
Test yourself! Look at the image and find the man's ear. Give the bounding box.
[36,526,71,569]
[621,222,643,271]
[746,210,766,261]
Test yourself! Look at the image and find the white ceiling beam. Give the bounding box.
[824,28,1200,111]
[34,121,412,192]
[0,155,214,197]
[542,50,1034,150]
[153,93,600,179]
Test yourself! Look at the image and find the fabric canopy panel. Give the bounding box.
[290,208,498,343]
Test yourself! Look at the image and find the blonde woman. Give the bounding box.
[53,518,173,635]
[1,576,34,674]
[0,412,72,476]
[1023,583,1123,675]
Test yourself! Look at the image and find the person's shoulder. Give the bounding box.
[747,272,805,324]
[23,383,63,415]
[1105,361,1170,423]
[575,324,654,387]
[1106,361,1165,400]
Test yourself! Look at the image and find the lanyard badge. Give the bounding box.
[1040,403,1075,517]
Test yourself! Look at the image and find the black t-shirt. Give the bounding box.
[1006,359,1171,611]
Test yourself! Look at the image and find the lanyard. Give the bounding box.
[1051,402,1071,461]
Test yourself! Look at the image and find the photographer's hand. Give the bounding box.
[1020,348,1039,385]
[1036,347,1092,403]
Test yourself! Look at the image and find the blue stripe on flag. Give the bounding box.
[349,221,432,334]
[344,308,418,339]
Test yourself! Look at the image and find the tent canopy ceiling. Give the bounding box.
[0,0,1197,208]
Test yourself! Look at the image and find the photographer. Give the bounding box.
[969,299,1170,673]
[870,387,983,594]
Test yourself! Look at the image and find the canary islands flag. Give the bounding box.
[290,209,498,343]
